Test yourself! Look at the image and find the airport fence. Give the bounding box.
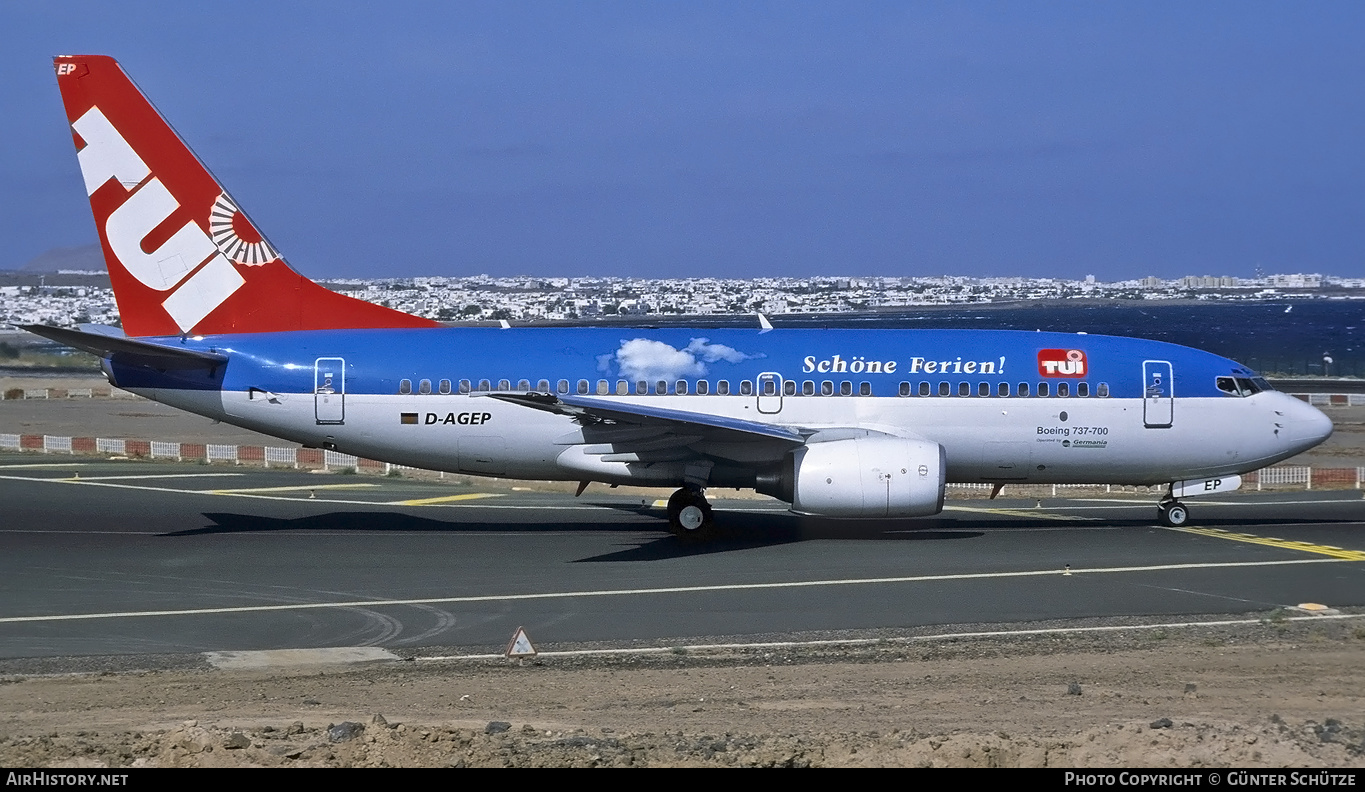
[1,432,1362,491]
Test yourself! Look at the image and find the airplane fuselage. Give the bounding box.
[107,326,1332,490]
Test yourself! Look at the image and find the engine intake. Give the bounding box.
[759,437,946,517]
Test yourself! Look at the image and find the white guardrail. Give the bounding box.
[0,431,1361,489]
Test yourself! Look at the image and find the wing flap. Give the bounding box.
[487,392,805,444]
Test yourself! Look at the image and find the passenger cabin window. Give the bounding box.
[860,382,872,396]
[439,379,452,394]
[822,381,835,396]
[978,382,990,397]
[676,380,688,395]
[899,381,912,397]
[696,380,710,395]
[477,379,490,392]
[498,379,511,391]
[717,380,730,395]
[1077,382,1089,397]
[739,380,753,396]
[1097,382,1110,397]
[537,379,550,392]
[636,381,648,395]
[518,379,530,391]
[557,379,569,394]
[596,380,609,395]
[577,379,589,394]
[803,380,816,396]
[419,379,432,394]
[617,380,629,395]
[1037,382,1050,397]
[1057,382,1069,397]
[840,381,853,396]
[763,380,778,396]
[399,379,412,394]
[938,382,950,397]
[656,380,668,395]
[958,382,970,397]
[784,380,797,396]
[459,379,471,394]
[1017,382,1030,397]
[998,382,1009,397]
[919,382,930,397]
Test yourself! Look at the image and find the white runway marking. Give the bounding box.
[0,557,1351,625]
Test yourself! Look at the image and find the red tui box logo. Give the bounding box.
[1038,349,1087,377]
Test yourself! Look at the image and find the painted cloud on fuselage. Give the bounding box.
[597,337,762,382]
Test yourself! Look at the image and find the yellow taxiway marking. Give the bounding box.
[945,505,1096,521]
[209,483,378,495]
[388,493,503,506]
[1166,526,1365,561]
[68,473,244,481]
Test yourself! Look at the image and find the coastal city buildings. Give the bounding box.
[0,272,1360,329]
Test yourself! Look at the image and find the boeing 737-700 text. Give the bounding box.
[26,55,1334,540]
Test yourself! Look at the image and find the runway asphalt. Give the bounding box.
[1,453,1362,665]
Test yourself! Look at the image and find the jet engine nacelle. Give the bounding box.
[778,437,947,517]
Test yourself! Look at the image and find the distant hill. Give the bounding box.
[11,244,104,273]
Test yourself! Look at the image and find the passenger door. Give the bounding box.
[314,357,345,425]
[1142,360,1173,428]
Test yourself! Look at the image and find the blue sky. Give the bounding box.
[4,2,1363,280]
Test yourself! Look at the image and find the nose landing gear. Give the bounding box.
[667,487,716,541]
[1157,498,1189,527]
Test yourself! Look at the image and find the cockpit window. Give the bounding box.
[1219,376,1270,397]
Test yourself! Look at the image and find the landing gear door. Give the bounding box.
[756,372,783,414]
[1142,360,1173,428]
[314,357,345,425]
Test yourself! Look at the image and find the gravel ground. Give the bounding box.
[2,613,1364,768]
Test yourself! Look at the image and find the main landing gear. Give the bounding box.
[667,487,716,541]
[1157,497,1190,527]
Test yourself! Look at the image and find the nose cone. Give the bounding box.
[1284,396,1334,452]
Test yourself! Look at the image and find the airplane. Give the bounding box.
[25,55,1334,540]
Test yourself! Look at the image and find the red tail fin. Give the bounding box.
[53,55,439,337]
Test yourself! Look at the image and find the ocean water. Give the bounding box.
[766,300,1365,378]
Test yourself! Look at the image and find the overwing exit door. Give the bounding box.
[756,372,783,414]
[1143,360,1173,428]
[314,357,345,425]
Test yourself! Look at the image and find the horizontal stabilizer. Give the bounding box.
[21,324,227,369]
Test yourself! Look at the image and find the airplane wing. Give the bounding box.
[21,324,228,369]
[486,392,806,446]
